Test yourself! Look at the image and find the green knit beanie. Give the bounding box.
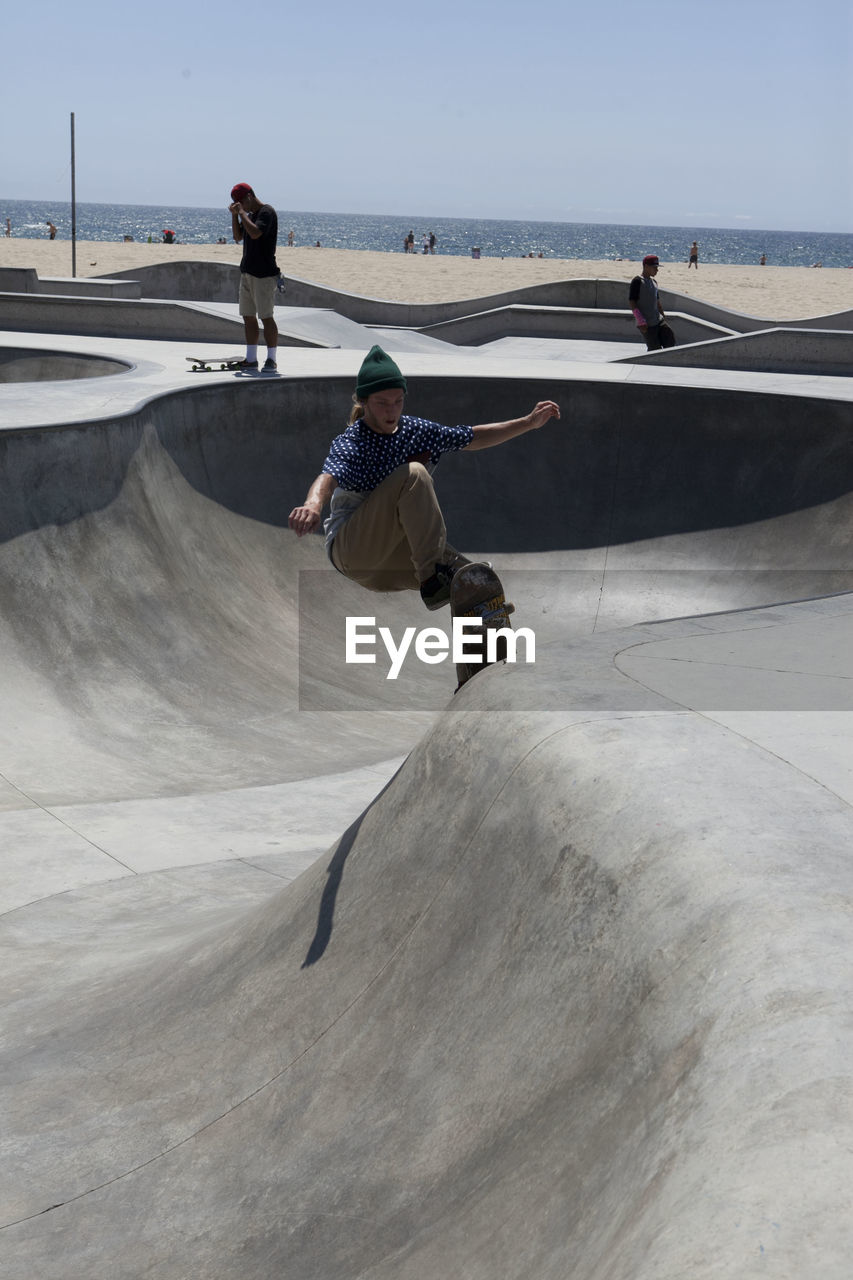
[355,345,407,398]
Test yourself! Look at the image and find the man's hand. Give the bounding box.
[288,505,322,537]
[289,474,336,534]
[525,401,561,430]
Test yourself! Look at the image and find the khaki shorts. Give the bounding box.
[238,273,277,319]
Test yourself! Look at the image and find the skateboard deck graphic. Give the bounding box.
[450,562,515,689]
[186,354,246,373]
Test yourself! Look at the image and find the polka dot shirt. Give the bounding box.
[322,415,474,493]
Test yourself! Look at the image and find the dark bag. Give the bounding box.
[658,322,676,348]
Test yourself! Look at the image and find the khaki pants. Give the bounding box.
[331,463,447,592]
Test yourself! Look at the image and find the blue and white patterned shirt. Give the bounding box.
[322,415,473,492]
[322,414,474,554]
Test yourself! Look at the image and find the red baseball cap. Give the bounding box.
[230,183,253,202]
[643,254,660,265]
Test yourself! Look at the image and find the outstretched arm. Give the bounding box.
[289,472,337,537]
[465,401,560,451]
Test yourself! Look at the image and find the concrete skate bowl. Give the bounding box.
[0,345,130,382]
[3,370,853,1277]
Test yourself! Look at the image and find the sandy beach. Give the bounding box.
[2,237,851,320]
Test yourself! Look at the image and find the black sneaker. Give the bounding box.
[236,359,259,372]
[444,546,492,572]
[441,545,470,573]
[419,563,456,611]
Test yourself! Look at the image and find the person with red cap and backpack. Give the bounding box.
[628,254,676,352]
[229,182,280,372]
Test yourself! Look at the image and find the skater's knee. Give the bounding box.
[379,459,434,496]
[403,458,433,486]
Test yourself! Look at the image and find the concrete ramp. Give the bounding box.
[619,326,853,376]
[4,657,853,1277]
[3,353,853,1275]
[419,304,730,346]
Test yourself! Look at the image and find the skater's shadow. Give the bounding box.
[302,766,403,968]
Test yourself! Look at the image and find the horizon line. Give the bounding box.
[1,196,850,240]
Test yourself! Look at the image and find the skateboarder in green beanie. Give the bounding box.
[289,345,560,610]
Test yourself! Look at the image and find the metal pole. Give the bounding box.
[70,112,76,278]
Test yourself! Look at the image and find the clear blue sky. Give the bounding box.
[2,0,851,232]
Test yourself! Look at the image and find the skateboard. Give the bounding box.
[186,354,247,373]
[450,562,515,689]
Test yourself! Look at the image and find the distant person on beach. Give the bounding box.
[288,229,294,246]
[288,344,560,612]
[629,254,676,351]
[688,240,699,268]
[759,253,767,266]
[4,218,10,238]
[46,221,57,240]
[229,181,279,373]
[422,233,429,254]
[429,230,436,254]
[406,230,415,253]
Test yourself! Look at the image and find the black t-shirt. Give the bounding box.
[241,204,279,277]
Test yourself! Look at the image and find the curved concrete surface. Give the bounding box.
[2,326,853,1276]
[0,266,141,299]
[420,303,731,346]
[11,259,853,331]
[0,292,337,347]
[621,326,853,376]
[263,272,853,336]
[6,267,852,364]
[0,345,130,382]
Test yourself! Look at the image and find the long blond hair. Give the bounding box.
[348,392,365,425]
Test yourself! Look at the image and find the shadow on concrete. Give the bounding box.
[302,765,403,967]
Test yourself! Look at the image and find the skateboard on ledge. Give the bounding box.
[186,354,247,373]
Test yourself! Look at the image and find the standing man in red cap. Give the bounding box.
[229,182,280,372]
[628,254,676,351]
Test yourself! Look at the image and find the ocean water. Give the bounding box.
[2,198,852,269]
